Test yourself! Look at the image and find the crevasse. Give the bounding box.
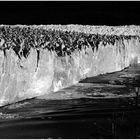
[0,25,139,106]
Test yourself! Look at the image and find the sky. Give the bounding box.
[0,2,140,26]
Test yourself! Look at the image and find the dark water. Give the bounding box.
[0,97,140,139]
[0,64,140,139]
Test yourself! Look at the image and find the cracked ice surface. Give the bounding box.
[0,25,140,106]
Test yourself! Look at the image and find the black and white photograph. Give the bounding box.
[0,1,140,139]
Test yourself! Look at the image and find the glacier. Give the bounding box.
[0,25,140,106]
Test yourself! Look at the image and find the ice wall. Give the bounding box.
[0,25,140,106]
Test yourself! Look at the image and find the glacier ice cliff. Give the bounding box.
[0,25,140,106]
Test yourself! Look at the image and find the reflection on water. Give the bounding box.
[0,97,140,138]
